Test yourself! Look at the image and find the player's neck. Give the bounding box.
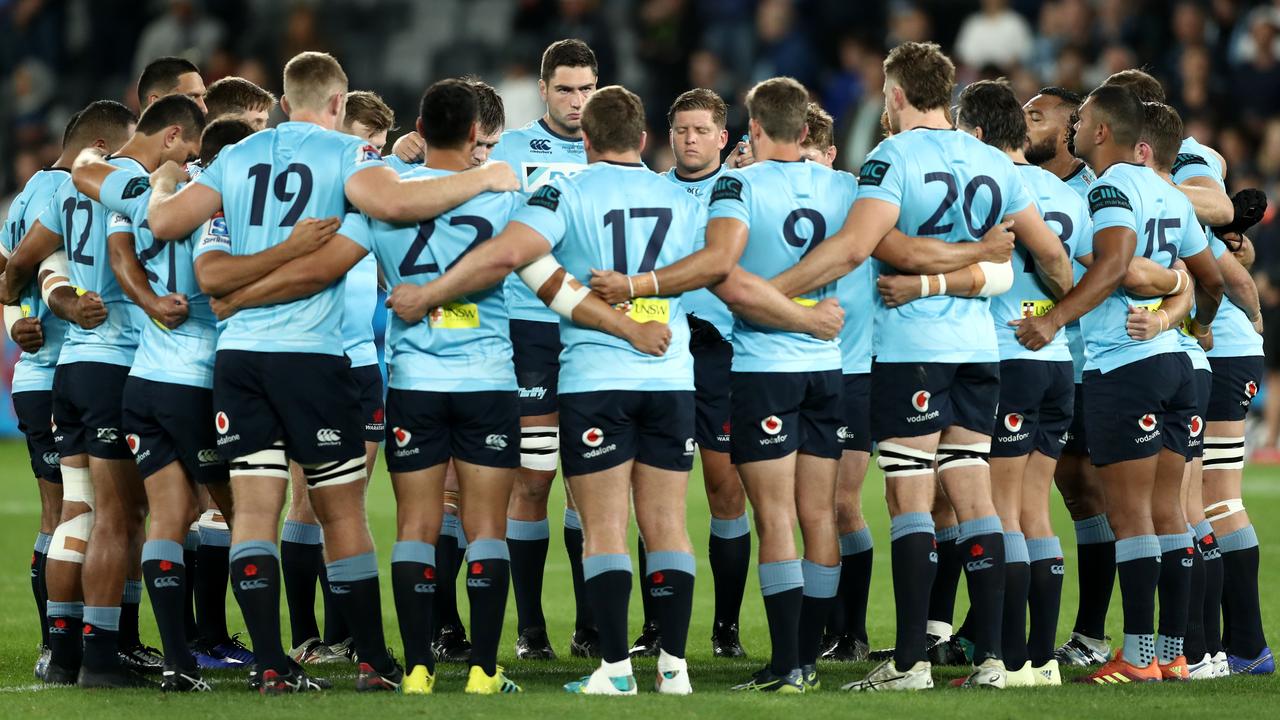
[424,146,471,173]
[117,135,163,172]
[751,135,802,163]
[541,113,581,140]
[288,109,338,131]
[51,150,79,170]
[896,106,951,132]
[1004,147,1029,164]
[1044,151,1083,180]
[588,149,643,165]
[1091,144,1136,175]
[673,161,718,181]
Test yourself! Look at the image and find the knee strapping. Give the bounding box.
[49,510,94,563]
[229,442,288,479]
[520,426,559,472]
[60,464,93,507]
[1205,498,1246,522]
[1203,436,1245,471]
[937,441,991,472]
[877,442,936,478]
[197,508,229,532]
[302,456,365,488]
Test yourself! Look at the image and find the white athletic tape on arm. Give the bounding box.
[976,261,1013,297]
[4,304,23,337]
[516,254,560,294]
[39,250,72,304]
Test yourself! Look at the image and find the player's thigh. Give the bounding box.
[454,459,517,541]
[700,446,743,517]
[390,464,447,542]
[1020,451,1059,537]
[13,389,62,483]
[1095,454,1159,536]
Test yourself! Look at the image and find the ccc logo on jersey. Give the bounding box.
[529,138,552,152]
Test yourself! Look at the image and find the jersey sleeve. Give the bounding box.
[853,140,905,207]
[1005,166,1035,216]
[192,210,231,259]
[384,155,417,176]
[705,170,751,226]
[106,207,134,238]
[35,185,66,238]
[194,152,225,194]
[337,211,374,252]
[98,166,151,218]
[1086,180,1137,234]
[1172,152,1216,184]
[1178,207,1209,258]
[341,136,389,184]
[1072,204,1094,259]
[510,178,570,251]
[1208,233,1228,260]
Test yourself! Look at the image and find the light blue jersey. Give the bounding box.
[664,165,733,339]
[1173,137,1261,359]
[1080,163,1209,373]
[1063,162,1096,197]
[2,169,70,392]
[385,155,417,176]
[515,161,701,393]
[98,167,216,388]
[490,119,586,323]
[193,121,386,355]
[38,156,146,367]
[708,160,853,373]
[830,170,874,375]
[992,164,1092,362]
[342,254,379,367]
[858,129,1034,364]
[342,166,520,393]
[1060,162,1095,382]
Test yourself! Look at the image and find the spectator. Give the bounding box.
[131,0,225,80]
[954,0,1034,70]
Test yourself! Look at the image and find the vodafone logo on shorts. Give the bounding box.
[1246,380,1259,398]
[1189,415,1204,437]
[1138,413,1158,432]
[1004,413,1024,432]
[215,411,230,435]
[126,434,140,454]
[761,415,783,435]
[583,427,604,448]
[393,427,412,448]
[912,390,931,413]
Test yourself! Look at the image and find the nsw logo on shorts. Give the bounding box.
[582,427,604,448]
[393,427,412,448]
[760,415,783,436]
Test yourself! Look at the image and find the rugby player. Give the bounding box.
[0,105,128,681]
[141,51,518,694]
[769,42,1075,690]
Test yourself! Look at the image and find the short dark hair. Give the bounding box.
[138,56,200,105]
[1141,102,1184,172]
[136,94,205,140]
[1102,69,1166,103]
[667,88,728,129]
[1037,86,1084,108]
[745,77,809,142]
[581,85,645,153]
[61,110,83,148]
[1086,84,1145,148]
[419,79,477,150]
[801,102,835,150]
[65,100,136,150]
[884,41,955,112]
[957,79,1027,152]
[540,39,597,83]
[204,77,276,121]
[344,91,395,133]
[200,117,254,166]
[464,77,505,135]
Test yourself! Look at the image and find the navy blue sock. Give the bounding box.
[507,518,548,632]
[799,560,840,666]
[280,520,323,647]
[1219,525,1267,658]
[466,539,511,675]
[1027,536,1064,666]
[47,601,83,672]
[142,539,196,671]
[32,533,51,647]
[838,529,873,643]
[1116,535,1161,666]
[709,514,751,626]
[1072,514,1116,640]
[195,522,231,644]
[583,553,631,663]
[326,551,394,674]
[760,559,803,675]
[892,513,937,672]
[646,551,695,657]
[928,524,961,629]
[565,509,594,631]
[390,541,435,671]
[1001,532,1029,668]
[230,541,289,673]
[958,516,1006,663]
[81,606,121,672]
[1194,520,1223,655]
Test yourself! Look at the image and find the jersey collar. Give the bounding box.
[538,118,583,144]
[1062,161,1090,182]
[671,166,722,183]
[600,159,645,168]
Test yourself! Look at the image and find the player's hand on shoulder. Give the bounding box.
[624,318,671,357]
[386,282,432,325]
[877,273,923,308]
[150,160,190,190]
[807,297,844,340]
[10,316,43,353]
[477,161,519,193]
[589,268,631,305]
[282,217,341,258]
[392,131,426,164]
[73,291,107,329]
[979,220,1016,263]
[149,292,189,329]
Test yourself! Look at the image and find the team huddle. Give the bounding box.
[0,35,1273,697]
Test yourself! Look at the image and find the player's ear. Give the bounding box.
[281,95,293,116]
[416,117,425,137]
[718,128,729,149]
[329,92,343,119]
[638,130,647,155]
[826,146,838,165]
[538,79,547,103]
[165,125,183,148]
[797,124,809,146]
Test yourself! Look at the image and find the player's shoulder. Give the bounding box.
[21,168,71,203]
[1087,163,1144,213]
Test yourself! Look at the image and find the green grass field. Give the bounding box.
[0,439,1275,717]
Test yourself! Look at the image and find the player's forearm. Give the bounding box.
[195,244,298,297]
[107,236,161,313]
[771,236,862,298]
[369,171,487,223]
[1043,253,1127,331]
[874,231,989,274]
[627,247,733,297]
[1122,257,1181,297]
[1032,251,1073,301]
[568,292,639,341]
[222,257,337,312]
[1159,280,1195,328]
[1219,249,1263,322]
[1180,182,1233,227]
[70,151,115,203]
[716,267,817,334]
[1,223,60,300]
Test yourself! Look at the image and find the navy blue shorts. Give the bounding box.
[213,350,364,464]
[690,315,731,453]
[1062,384,1088,456]
[731,370,843,464]
[122,377,228,485]
[384,389,519,472]
[52,361,132,460]
[1183,367,1214,460]
[559,390,695,477]
[1082,352,1196,466]
[12,390,61,482]
[1207,355,1263,423]
[841,373,872,453]
[351,363,385,443]
[871,361,1000,440]
[991,360,1074,459]
[510,319,560,418]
